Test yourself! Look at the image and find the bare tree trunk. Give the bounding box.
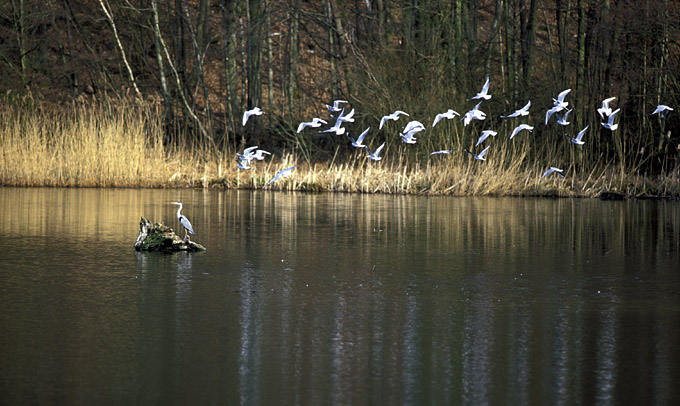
[98,0,142,98]
[151,0,173,137]
[504,0,517,100]
[375,0,389,46]
[220,0,238,135]
[328,0,352,97]
[326,1,338,100]
[519,0,538,93]
[180,0,214,139]
[156,22,210,142]
[46,0,75,97]
[555,0,568,86]
[10,0,27,87]
[466,0,478,68]
[265,0,274,124]
[483,0,503,75]
[287,0,300,118]
[173,0,188,102]
[247,0,262,113]
[452,0,463,86]
[196,0,210,53]
[575,0,586,130]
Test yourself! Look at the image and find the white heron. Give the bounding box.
[242,107,264,126]
[379,110,409,129]
[297,117,328,133]
[501,100,531,118]
[468,76,491,100]
[597,97,616,119]
[601,108,620,131]
[510,124,534,139]
[464,145,490,161]
[347,127,370,148]
[365,142,385,161]
[541,167,565,178]
[172,202,194,242]
[326,100,348,112]
[432,109,460,127]
[652,105,673,118]
[565,125,589,145]
[475,130,497,147]
[266,165,296,186]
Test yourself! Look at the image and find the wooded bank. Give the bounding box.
[1,0,679,176]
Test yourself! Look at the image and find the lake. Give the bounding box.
[1,187,679,404]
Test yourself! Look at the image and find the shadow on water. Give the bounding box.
[0,187,679,404]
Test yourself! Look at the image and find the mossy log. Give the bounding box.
[134,217,206,252]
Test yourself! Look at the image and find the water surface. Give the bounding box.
[1,188,679,404]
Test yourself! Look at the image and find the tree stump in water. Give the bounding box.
[134,217,206,252]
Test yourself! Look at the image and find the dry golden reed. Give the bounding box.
[1,102,677,197]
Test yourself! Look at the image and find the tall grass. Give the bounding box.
[0,101,190,187]
[1,100,678,197]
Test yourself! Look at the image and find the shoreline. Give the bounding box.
[2,104,678,200]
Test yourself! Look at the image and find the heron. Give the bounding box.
[172,202,194,242]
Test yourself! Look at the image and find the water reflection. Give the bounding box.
[1,188,679,404]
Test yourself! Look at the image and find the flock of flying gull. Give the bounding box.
[237,77,674,184]
[173,82,673,240]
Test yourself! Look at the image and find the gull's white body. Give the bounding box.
[475,130,497,147]
[321,110,347,135]
[402,120,425,134]
[243,107,264,126]
[545,106,564,125]
[297,117,327,133]
[566,125,589,145]
[601,108,620,131]
[430,150,453,155]
[339,108,355,123]
[401,131,418,144]
[469,77,491,100]
[432,109,460,127]
[461,102,487,126]
[379,111,409,129]
[464,145,490,161]
[597,97,616,119]
[542,167,565,178]
[510,124,534,139]
[347,127,370,148]
[266,166,296,186]
[652,105,673,118]
[237,146,259,165]
[553,89,571,110]
[557,108,573,126]
[326,100,348,112]
[252,149,271,160]
[501,100,531,118]
[365,142,385,161]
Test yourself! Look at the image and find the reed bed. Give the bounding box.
[1,103,678,198]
